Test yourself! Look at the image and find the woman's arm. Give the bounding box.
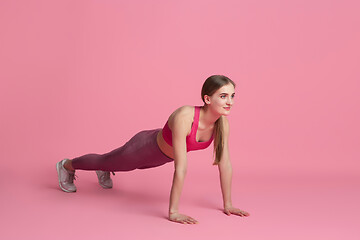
[217,116,233,208]
[218,117,250,217]
[168,114,198,224]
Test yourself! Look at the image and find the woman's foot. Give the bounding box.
[96,171,115,189]
[56,159,77,192]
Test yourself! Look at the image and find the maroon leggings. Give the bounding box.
[71,128,174,172]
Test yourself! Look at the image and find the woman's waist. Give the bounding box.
[156,129,174,159]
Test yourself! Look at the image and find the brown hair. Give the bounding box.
[201,75,236,165]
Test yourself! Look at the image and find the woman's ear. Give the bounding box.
[204,95,211,104]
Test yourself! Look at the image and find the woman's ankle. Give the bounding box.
[64,159,75,172]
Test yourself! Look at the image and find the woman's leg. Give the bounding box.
[70,153,112,171]
[63,158,75,171]
[57,128,174,192]
[70,128,173,172]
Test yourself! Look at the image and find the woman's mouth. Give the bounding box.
[224,107,231,110]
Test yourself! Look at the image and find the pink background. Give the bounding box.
[1,0,359,239]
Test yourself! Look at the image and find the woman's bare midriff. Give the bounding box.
[156,129,175,159]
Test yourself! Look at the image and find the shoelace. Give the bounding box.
[102,171,110,180]
[100,171,115,180]
[68,171,78,183]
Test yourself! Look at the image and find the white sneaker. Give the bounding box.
[96,171,115,189]
[56,159,77,193]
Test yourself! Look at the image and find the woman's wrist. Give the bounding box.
[224,202,233,209]
[169,208,179,215]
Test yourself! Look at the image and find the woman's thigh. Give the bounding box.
[102,128,174,171]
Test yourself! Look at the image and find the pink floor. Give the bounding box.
[2,162,359,240]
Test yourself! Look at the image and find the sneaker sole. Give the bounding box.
[99,182,112,189]
[56,161,77,193]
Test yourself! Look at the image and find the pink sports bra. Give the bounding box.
[162,106,214,152]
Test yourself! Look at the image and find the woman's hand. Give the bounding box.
[169,212,199,224]
[224,206,250,217]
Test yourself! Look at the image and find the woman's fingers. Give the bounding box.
[169,213,198,224]
[233,209,249,217]
[183,219,192,224]
[183,216,197,224]
[225,207,250,217]
[240,210,250,216]
[188,217,198,224]
[233,209,244,216]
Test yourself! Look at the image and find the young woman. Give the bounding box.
[56,75,250,224]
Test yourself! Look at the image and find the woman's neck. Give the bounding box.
[200,105,221,128]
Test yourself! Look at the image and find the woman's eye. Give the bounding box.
[221,95,235,99]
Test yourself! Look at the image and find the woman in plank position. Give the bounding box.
[56,75,250,224]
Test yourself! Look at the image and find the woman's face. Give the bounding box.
[206,83,235,116]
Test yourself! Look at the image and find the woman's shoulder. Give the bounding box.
[167,105,194,129]
[169,105,194,118]
[177,105,195,114]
